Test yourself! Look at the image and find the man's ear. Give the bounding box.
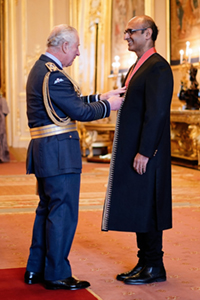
[62,41,69,54]
[145,28,153,40]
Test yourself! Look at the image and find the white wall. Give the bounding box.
[5,0,76,148]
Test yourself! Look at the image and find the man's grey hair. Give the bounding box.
[46,24,77,48]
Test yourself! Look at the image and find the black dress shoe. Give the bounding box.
[24,271,43,284]
[45,276,90,290]
[124,265,166,285]
[116,262,145,281]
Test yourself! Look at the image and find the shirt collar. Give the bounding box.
[44,52,63,69]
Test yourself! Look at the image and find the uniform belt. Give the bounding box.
[30,121,77,139]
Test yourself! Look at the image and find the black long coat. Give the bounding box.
[102,53,174,233]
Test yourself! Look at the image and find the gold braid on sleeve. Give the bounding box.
[42,62,81,126]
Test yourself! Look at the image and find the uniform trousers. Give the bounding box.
[26,173,80,281]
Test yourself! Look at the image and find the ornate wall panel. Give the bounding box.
[111,0,145,72]
[2,0,178,148]
[4,0,74,147]
[0,0,6,94]
[77,0,112,96]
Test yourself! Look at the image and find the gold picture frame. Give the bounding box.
[170,0,200,65]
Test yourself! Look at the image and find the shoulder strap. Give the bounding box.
[42,62,81,126]
[45,62,81,96]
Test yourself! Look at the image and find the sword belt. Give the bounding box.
[30,121,77,139]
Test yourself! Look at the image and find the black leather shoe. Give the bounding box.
[24,271,43,284]
[116,262,145,281]
[45,276,90,290]
[124,266,166,285]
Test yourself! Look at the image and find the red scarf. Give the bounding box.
[125,47,157,87]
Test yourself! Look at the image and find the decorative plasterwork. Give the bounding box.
[145,0,155,18]
[78,0,111,95]
[24,45,42,88]
[89,0,101,25]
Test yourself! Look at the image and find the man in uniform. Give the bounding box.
[24,24,125,290]
[102,15,173,285]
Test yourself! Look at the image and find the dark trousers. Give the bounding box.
[26,173,80,281]
[136,230,163,267]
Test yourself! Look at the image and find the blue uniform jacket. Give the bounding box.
[26,54,110,177]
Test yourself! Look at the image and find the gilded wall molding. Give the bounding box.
[77,0,112,95]
[50,0,54,30]
[25,45,42,88]
[145,0,155,18]
[166,0,170,62]
[4,0,73,147]
[5,0,18,145]
[89,0,102,25]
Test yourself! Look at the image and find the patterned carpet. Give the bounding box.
[0,159,200,299]
[0,161,109,214]
[0,161,200,214]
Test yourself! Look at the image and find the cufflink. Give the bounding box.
[153,149,158,156]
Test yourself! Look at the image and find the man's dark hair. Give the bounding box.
[143,17,159,42]
[150,22,159,41]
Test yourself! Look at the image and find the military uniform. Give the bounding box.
[26,54,110,281]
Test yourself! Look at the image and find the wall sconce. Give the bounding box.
[111,55,120,89]
[178,41,200,110]
[179,41,193,64]
[112,55,120,75]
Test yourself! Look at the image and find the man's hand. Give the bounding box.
[107,95,124,111]
[100,86,126,100]
[133,153,149,175]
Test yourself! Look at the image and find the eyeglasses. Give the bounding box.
[124,27,148,35]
